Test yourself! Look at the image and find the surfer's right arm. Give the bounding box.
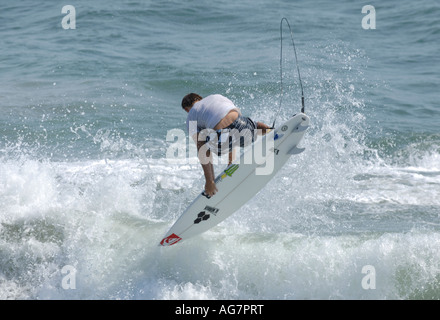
[194,134,218,197]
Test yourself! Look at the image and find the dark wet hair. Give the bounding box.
[181,93,202,109]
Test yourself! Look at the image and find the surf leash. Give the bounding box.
[272,17,305,129]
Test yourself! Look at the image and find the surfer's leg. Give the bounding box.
[256,122,271,135]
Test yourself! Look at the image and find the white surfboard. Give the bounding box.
[160,113,309,246]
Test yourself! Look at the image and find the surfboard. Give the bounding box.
[160,113,309,246]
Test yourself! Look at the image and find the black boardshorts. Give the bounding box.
[204,115,258,156]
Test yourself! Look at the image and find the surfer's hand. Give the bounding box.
[205,180,218,197]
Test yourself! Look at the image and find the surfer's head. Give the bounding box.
[181,93,202,112]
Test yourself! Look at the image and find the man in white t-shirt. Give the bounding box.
[181,93,270,197]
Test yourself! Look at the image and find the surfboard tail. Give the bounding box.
[159,233,182,246]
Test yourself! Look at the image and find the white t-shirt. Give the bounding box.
[186,94,240,137]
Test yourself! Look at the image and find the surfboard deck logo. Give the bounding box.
[194,211,210,224]
[160,233,182,246]
[214,164,239,185]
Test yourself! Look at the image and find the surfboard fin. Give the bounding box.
[293,124,309,133]
[287,146,305,155]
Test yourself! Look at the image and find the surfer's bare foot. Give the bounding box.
[204,180,218,197]
[256,122,271,135]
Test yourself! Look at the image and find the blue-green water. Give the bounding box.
[0,0,439,299]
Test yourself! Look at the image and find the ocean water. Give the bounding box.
[0,0,439,300]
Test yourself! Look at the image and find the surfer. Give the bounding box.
[181,93,271,197]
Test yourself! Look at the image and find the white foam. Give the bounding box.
[1,141,439,299]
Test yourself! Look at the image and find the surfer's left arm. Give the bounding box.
[228,149,235,166]
[193,134,218,197]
